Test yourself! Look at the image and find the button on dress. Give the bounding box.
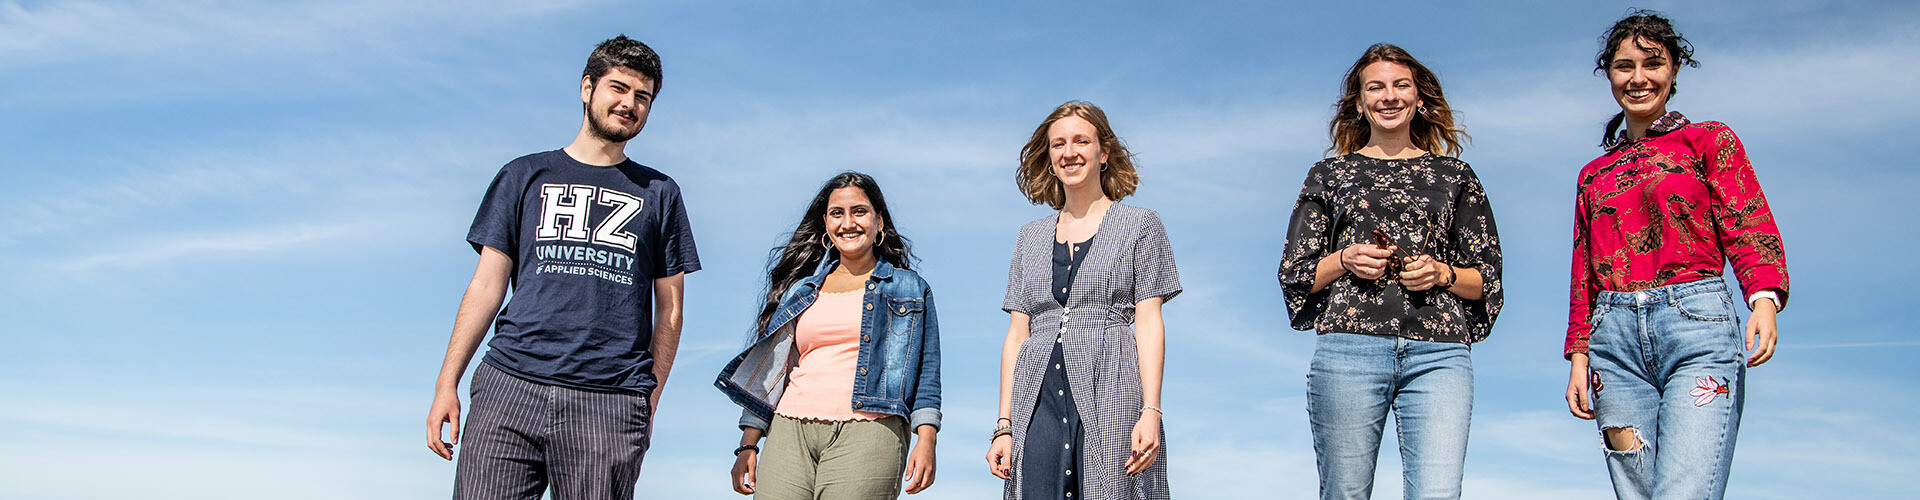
[1020,238,1091,499]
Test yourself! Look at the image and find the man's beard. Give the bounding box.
[586,102,641,143]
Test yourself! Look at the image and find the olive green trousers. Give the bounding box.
[755,414,907,500]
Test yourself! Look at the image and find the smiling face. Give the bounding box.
[1047,115,1108,192]
[1358,60,1422,134]
[1607,36,1677,124]
[823,186,883,262]
[581,66,656,144]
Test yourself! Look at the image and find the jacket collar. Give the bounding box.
[1609,111,1691,152]
[799,253,896,290]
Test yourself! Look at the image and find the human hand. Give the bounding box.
[1747,300,1778,367]
[1397,255,1447,291]
[904,435,937,494]
[985,434,1013,480]
[1123,412,1161,475]
[1341,244,1396,280]
[730,449,757,495]
[1566,354,1595,420]
[425,390,462,460]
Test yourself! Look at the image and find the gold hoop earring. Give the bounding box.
[875,230,886,248]
[821,233,833,250]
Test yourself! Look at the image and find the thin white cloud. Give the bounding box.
[3,393,382,451]
[1460,476,1614,499]
[1688,34,1920,133]
[1471,410,1595,465]
[0,444,430,499]
[0,379,459,498]
[1174,439,1321,499]
[3,158,304,238]
[0,0,585,65]
[50,221,359,272]
[1794,341,1920,349]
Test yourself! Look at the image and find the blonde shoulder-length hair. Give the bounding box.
[1016,101,1140,209]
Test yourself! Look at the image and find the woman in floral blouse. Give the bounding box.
[1563,11,1789,500]
[1278,43,1503,500]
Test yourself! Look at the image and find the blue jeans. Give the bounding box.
[1586,278,1744,500]
[1308,332,1473,500]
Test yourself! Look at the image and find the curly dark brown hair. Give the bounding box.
[1595,9,1700,148]
[584,35,663,93]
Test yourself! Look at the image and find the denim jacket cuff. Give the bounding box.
[738,409,770,431]
[908,407,942,431]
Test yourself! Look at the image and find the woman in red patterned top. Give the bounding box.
[1562,11,1790,500]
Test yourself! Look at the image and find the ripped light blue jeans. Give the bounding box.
[1587,278,1745,500]
[1308,332,1473,500]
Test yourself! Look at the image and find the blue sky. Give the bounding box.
[2,0,1914,498]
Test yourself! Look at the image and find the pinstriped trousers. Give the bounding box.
[454,363,652,500]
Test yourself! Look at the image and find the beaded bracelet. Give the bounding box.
[990,425,1013,442]
[1143,405,1165,416]
[733,444,759,456]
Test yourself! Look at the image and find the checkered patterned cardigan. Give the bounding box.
[1001,203,1182,500]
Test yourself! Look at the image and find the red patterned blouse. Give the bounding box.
[1565,112,1790,357]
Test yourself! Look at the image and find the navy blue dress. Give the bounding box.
[1021,239,1090,499]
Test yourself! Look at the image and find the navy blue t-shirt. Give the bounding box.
[467,149,700,395]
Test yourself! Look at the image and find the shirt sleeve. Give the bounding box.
[1001,227,1029,314]
[1697,124,1789,309]
[1132,210,1182,303]
[1279,164,1332,331]
[1448,168,1503,339]
[1566,184,1597,358]
[467,163,525,257]
[651,183,701,279]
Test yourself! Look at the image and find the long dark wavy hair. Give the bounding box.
[754,172,916,336]
[1595,9,1699,148]
[1328,43,1469,157]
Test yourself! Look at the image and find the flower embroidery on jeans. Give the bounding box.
[1589,369,1603,394]
[1690,376,1730,406]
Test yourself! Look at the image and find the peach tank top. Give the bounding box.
[774,289,887,421]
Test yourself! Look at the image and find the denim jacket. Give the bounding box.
[714,256,942,431]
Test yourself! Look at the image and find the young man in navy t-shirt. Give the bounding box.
[425,35,700,499]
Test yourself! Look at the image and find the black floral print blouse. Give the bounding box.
[1278,153,1504,343]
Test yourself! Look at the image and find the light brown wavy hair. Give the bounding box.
[1328,43,1469,157]
[1017,101,1139,209]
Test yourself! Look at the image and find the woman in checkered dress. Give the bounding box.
[984,101,1182,500]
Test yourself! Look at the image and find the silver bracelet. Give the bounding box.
[1143,405,1164,416]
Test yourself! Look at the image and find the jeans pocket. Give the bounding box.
[1674,292,1732,322]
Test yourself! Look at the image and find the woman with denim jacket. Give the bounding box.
[1278,44,1503,500]
[985,101,1182,500]
[1564,12,1789,500]
[715,172,941,499]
